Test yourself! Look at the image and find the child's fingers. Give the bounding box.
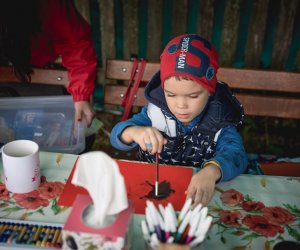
[149,136,160,154]
[138,128,154,151]
[145,142,153,150]
[140,141,151,152]
[146,129,165,154]
[194,190,209,206]
[194,186,214,207]
[185,185,196,202]
[153,130,167,153]
[138,127,166,154]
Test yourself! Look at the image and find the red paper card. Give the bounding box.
[58,159,193,214]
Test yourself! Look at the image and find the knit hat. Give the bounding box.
[160,34,219,93]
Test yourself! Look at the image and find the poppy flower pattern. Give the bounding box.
[0,176,67,220]
[209,183,300,249]
[0,183,10,201]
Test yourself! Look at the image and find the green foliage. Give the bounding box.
[241,116,300,157]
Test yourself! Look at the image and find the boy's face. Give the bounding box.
[164,76,210,125]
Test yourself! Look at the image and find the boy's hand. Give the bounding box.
[121,126,167,153]
[185,164,221,206]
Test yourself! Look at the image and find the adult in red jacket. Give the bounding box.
[0,0,97,127]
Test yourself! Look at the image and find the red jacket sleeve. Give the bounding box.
[40,0,97,102]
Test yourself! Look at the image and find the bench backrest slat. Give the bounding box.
[106,60,300,93]
[0,66,68,86]
[104,59,300,119]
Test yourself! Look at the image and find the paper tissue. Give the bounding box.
[62,151,134,250]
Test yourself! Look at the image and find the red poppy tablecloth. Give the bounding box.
[0,152,78,224]
[1,152,300,249]
[203,175,300,250]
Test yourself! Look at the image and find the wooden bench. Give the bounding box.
[0,66,68,86]
[104,59,300,119]
[0,66,69,97]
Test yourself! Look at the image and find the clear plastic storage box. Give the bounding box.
[0,96,86,154]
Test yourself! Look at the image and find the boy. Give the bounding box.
[110,34,247,206]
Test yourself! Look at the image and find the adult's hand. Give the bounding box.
[74,101,95,127]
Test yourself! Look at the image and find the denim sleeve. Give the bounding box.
[210,126,248,182]
[110,106,152,151]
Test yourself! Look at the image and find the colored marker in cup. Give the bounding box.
[175,210,192,243]
[178,198,192,224]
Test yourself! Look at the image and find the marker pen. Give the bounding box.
[185,211,201,244]
[141,220,151,242]
[145,207,155,233]
[189,233,206,247]
[195,216,212,238]
[147,201,165,231]
[175,210,191,243]
[152,214,165,242]
[158,204,165,217]
[178,198,192,224]
[163,209,171,241]
[167,203,177,224]
[198,207,208,225]
[191,203,202,220]
[149,203,166,242]
[149,232,159,249]
[192,206,208,237]
[180,223,190,243]
[165,206,176,237]
[166,236,174,243]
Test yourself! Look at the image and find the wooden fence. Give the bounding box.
[74,0,300,156]
[74,0,300,83]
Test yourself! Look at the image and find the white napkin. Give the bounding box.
[72,151,128,226]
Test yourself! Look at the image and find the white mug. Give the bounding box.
[1,140,40,193]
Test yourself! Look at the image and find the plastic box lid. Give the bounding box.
[0,96,86,154]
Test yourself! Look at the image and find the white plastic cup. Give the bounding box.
[1,140,40,193]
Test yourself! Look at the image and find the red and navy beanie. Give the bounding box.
[160,34,219,93]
